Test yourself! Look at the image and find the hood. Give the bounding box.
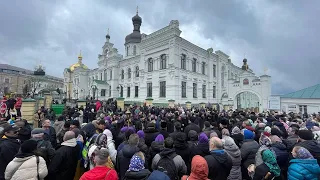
[210,150,230,164]
[125,169,150,179]
[12,155,35,162]
[189,155,209,180]
[159,148,176,156]
[122,144,139,158]
[224,143,241,158]
[188,130,198,141]
[271,142,287,150]
[151,141,164,152]
[61,138,77,147]
[290,159,320,174]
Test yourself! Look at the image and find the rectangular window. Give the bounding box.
[193,83,197,98]
[127,87,130,97]
[135,86,139,97]
[109,86,111,97]
[100,73,103,80]
[160,81,166,97]
[101,89,106,97]
[181,81,186,98]
[160,55,167,70]
[213,64,216,77]
[202,85,206,98]
[192,58,197,72]
[120,86,123,97]
[213,86,216,98]
[110,70,112,80]
[4,78,9,83]
[181,54,186,70]
[147,83,152,97]
[202,62,206,75]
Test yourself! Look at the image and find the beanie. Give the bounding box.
[31,128,45,138]
[137,130,145,139]
[298,129,314,140]
[243,129,254,140]
[198,132,209,144]
[21,139,38,153]
[155,134,164,142]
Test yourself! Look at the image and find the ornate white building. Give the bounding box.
[64,10,271,112]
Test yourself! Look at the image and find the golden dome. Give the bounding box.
[69,50,88,72]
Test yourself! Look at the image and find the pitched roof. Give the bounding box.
[93,79,108,85]
[281,84,320,99]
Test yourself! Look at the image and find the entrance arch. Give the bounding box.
[234,90,261,112]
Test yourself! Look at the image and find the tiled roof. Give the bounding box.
[281,84,320,99]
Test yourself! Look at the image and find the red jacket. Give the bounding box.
[96,101,101,111]
[80,167,118,180]
[15,98,22,109]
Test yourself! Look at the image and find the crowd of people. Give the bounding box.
[0,99,320,180]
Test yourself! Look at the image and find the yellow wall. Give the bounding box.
[21,101,36,124]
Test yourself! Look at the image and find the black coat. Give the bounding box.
[174,140,191,173]
[143,128,160,147]
[191,142,209,158]
[159,129,170,139]
[283,135,298,151]
[231,133,244,148]
[48,143,80,180]
[0,137,20,180]
[116,144,140,180]
[124,169,151,180]
[148,142,164,170]
[43,126,57,148]
[240,139,260,168]
[253,163,282,180]
[270,142,289,168]
[204,150,233,180]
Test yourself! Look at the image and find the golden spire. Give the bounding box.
[136,6,139,15]
[78,50,82,62]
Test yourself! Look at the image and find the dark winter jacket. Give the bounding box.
[32,138,55,165]
[204,149,233,180]
[240,139,260,168]
[297,140,320,165]
[0,137,20,180]
[231,133,244,148]
[270,142,289,168]
[148,142,164,170]
[169,131,181,141]
[116,144,139,180]
[143,128,160,147]
[82,120,101,140]
[253,163,281,180]
[124,169,151,180]
[138,138,148,154]
[191,142,209,158]
[174,133,191,173]
[48,138,80,180]
[18,127,31,143]
[283,134,298,151]
[159,129,170,139]
[43,126,57,148]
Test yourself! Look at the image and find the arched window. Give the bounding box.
[135,66,139,77]
[160,54,166,69]
[121,69,124,79]
[126,46,129,56]
[128,68,131,79]
[133,45,136,55]
[243,78,249,85]
[221,66,225,88]
[148,58,153,72]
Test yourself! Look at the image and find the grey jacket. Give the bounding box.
[152,148,187,177]
[223,136,242,180]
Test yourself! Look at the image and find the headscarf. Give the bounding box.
[262,149,281,177]
[221,128,230,137]
[259,134,271,146]
[128,155,145,172]
[231,126,240,135]
[137,130,145,139]
[295,147,314,159]
[186,155,209,180]
[95,134,108,148]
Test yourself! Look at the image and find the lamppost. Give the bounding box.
[91,85,97,100]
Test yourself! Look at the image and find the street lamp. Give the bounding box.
[91,85,97,100]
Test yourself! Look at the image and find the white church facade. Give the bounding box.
[63,10,271,112]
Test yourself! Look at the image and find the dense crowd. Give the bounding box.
[0,99,320,180]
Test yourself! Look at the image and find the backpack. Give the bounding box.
[82,133,98,168]
[156,154,178,180]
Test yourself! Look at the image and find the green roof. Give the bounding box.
[93,80,108,85]
[281,84,320,99]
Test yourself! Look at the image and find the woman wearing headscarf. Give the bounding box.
[88,134,114,170]
[124,152,151,180]
[223,136,242,180]
[148,134,164,170]
[253,149,282,180]
[288,146,320,180]
[174,132,192,173]
[255,134,272,167]
[103,129,117,164]
[181,155,209,180]
[269,135,289,178]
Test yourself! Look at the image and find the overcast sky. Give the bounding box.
[0,0,319,95]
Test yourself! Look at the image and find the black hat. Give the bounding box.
[298,129,314,141]
[3,125,19,133]
[21,139,38,153]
